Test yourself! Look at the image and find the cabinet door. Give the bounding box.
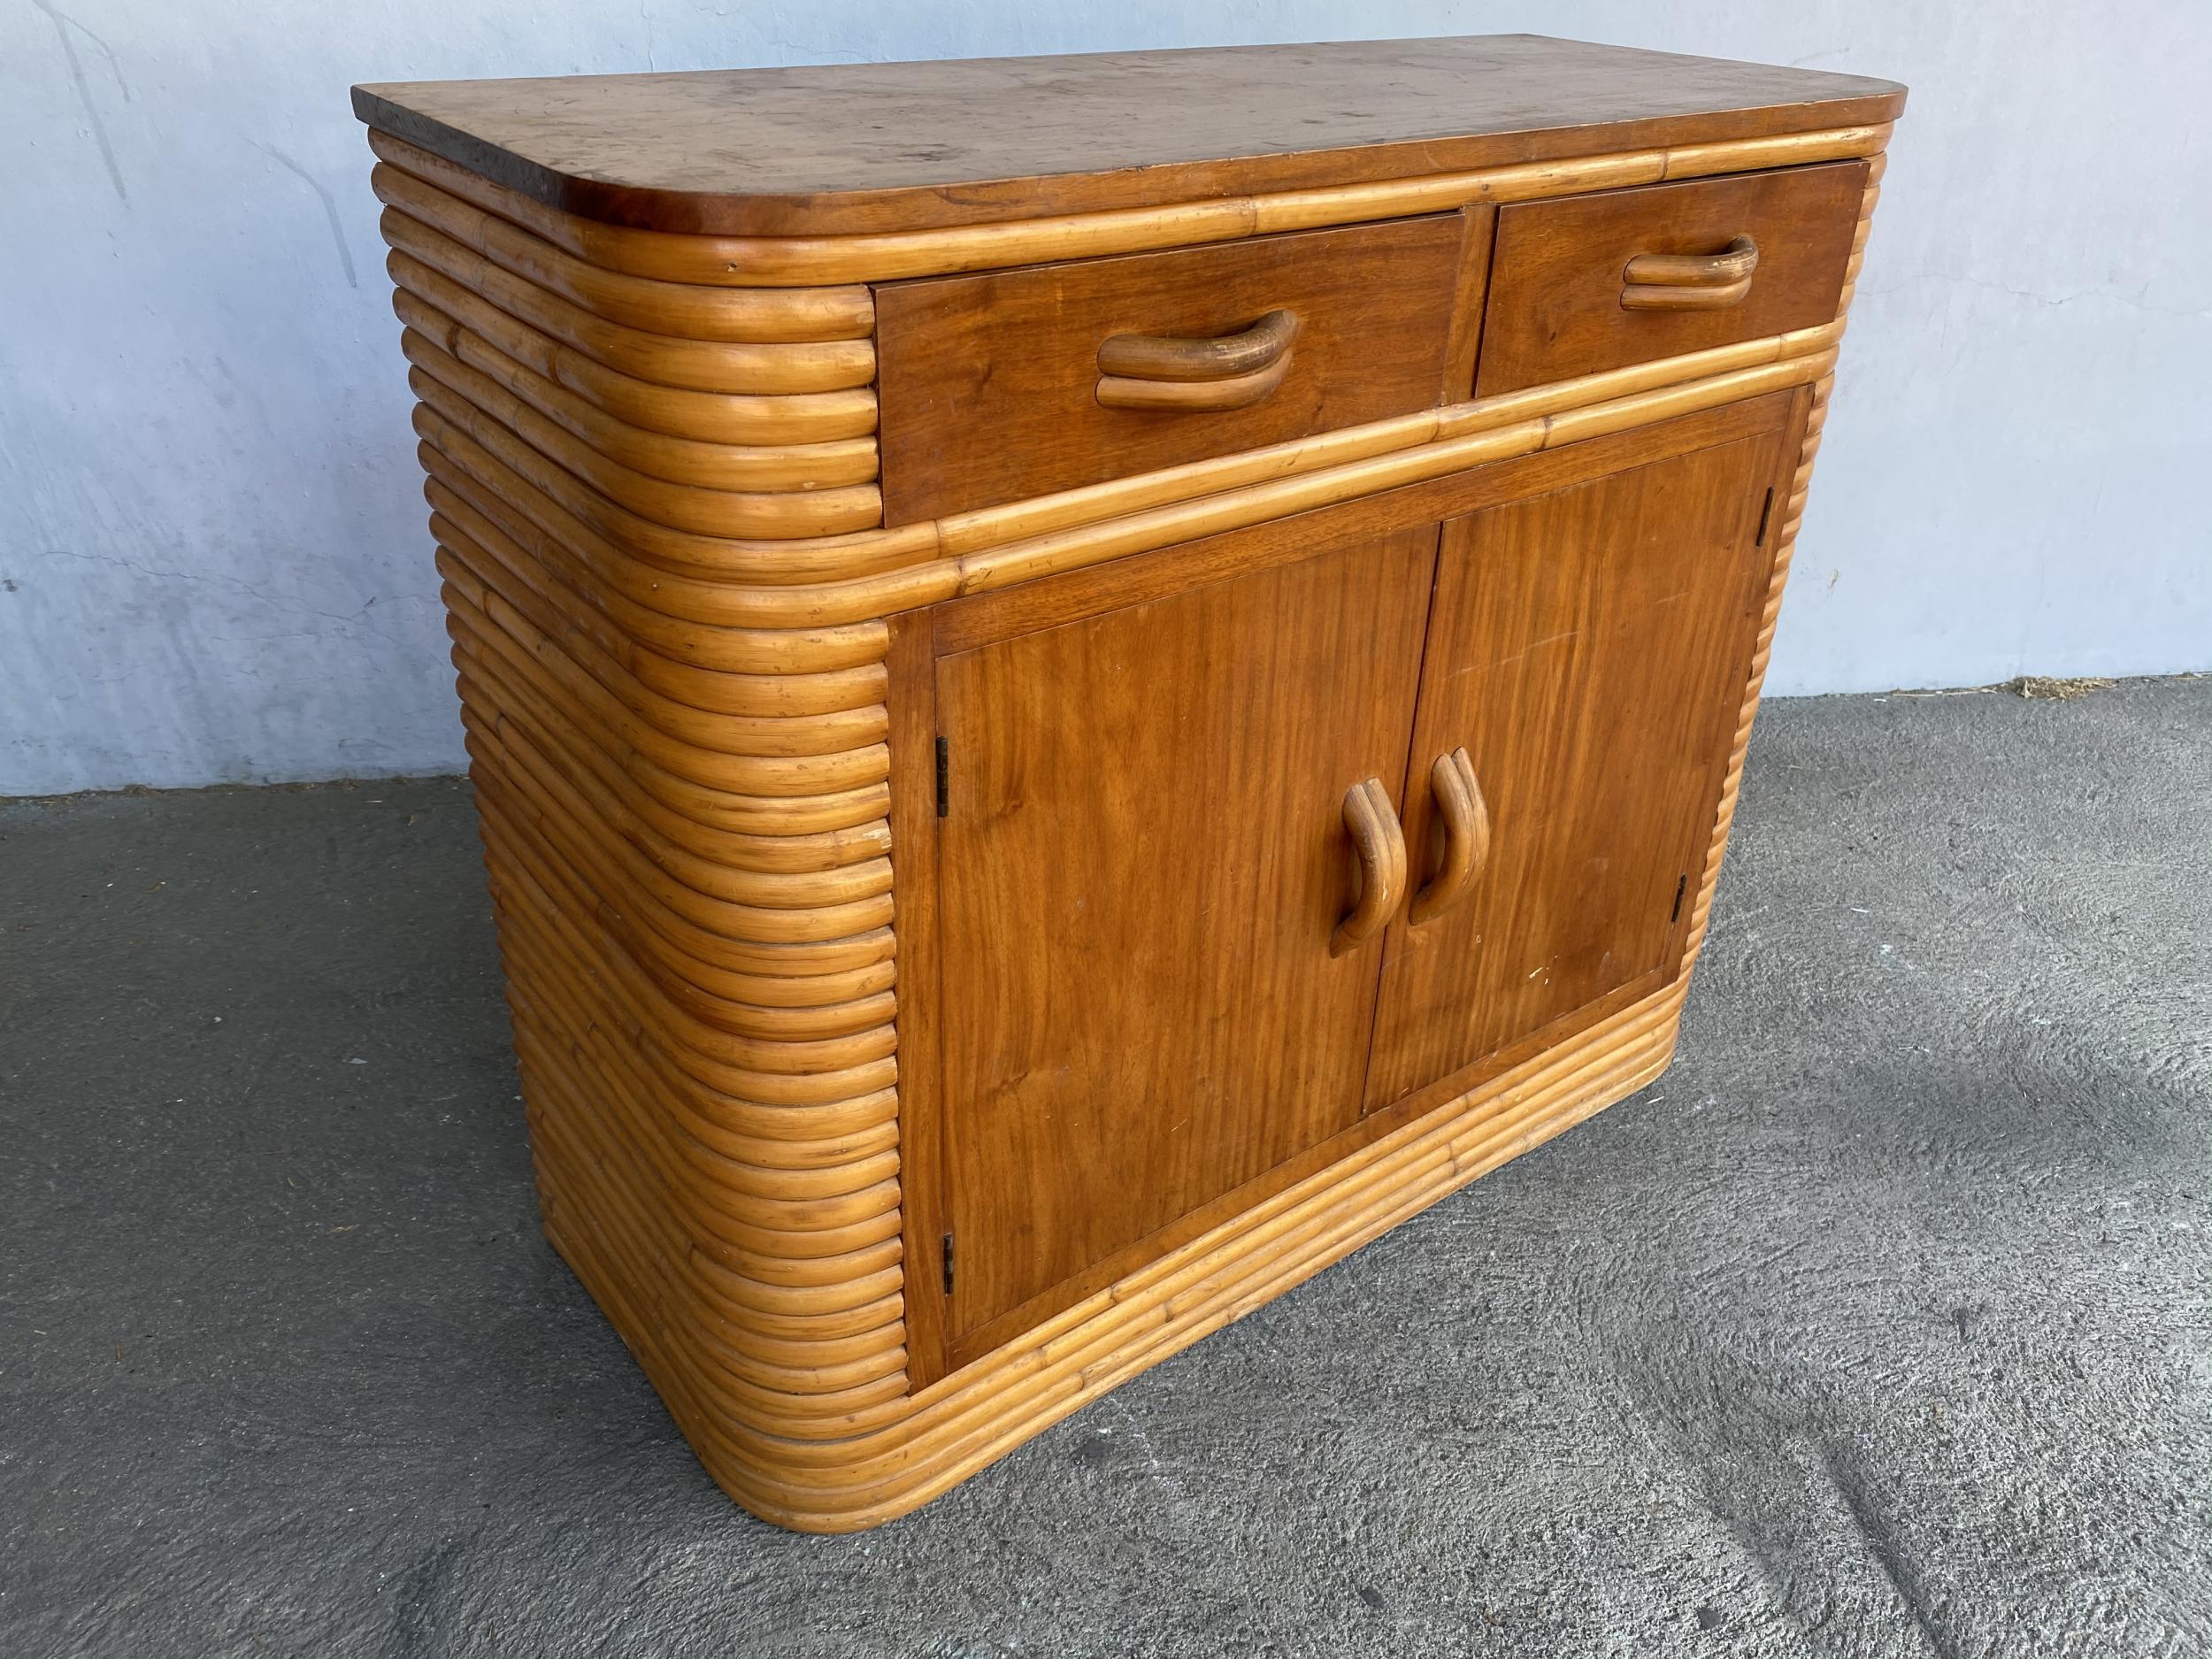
[1364,429,1782,1109]
[934,528,1436,1340]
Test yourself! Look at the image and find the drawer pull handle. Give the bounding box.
[1408,748,1491,926]
[1331,778,1407,957]
[1097,355,1293,412]
[1096,309,1300,412]
[1621,234,1760,311]
[1098,308,1300,381]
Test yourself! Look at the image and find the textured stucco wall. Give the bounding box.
[4,4,2206,793]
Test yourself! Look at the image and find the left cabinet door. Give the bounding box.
[930,528,1439,1347]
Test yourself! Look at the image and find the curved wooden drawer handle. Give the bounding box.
[1408,748,1491,926]
[1097,353,1294,412]
[1621,234,1759,311]
[1098,308,1300,382]
[1096,310,1299,412]
[1331,778,1407,957]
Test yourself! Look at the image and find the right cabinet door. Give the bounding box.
[1364,426,1785,1110]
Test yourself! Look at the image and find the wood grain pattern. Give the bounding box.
[1096,308,1302,382]
[895,393,1791,1367]
[1442,207,1500,403]
[1094,355,1295,414]
[1622,233,1762,308]
[1363,425,1785,1110]
[927,396,1793,661]
[933,530,1434,1344]
[355,34,1900,1532]
[1406,749,1490,927]
[875,218,1461,522]
[1477,161,1867,395]
[352,35,1901,237]
[1333,780,1411,958]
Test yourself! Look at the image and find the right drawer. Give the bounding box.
[1475,160,1869,396]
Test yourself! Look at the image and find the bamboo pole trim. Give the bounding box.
[404,333,1840,627]
[404,355,885,541]
[380,213,879,396]
[367,150,877,340]
[369,124,1889,286]
[396,307,882,495]
[379,228,881,446]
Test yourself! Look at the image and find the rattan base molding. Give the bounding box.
[538,976,1687,1532]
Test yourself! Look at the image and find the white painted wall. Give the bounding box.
[4,3,2206,793]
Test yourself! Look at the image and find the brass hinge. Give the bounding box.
[935,735,949,818]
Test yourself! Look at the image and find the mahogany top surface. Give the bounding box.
[353,35,1905,237]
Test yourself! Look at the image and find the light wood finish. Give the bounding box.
[875,218,1461,521]
[1097,308,1301,383]
[1478,162,1866,395]
[1407,749,1491,927]
[1095,354,1295,414]
[1622,233,1761,309]
[1622,276,1755,311]
[1333,780,1410,957]
[1624,233,1763,289]
[356,35,1899,1531]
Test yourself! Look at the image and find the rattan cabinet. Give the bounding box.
[355,35,1903,1531]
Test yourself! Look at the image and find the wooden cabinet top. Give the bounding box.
[352,34,1904,238]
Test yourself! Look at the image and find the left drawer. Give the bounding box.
[873,215,1468,524]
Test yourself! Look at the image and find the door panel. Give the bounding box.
[936,527,1436,1338]
[1364,431,1780,1109]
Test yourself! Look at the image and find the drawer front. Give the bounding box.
[1475,161,1867,396]
[874,216,1466,523]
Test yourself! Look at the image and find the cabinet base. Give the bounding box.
[534,976,1689,1532]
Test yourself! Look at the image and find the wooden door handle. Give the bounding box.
[1621,234,1759,311]
[1331,778,1407,957]
[1096,309,1299,411]
[1408,748,1491,926]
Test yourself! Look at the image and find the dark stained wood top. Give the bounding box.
[354,35,1905,238]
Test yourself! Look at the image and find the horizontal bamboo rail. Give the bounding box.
[369,107,1893,1527]
[410,344,1836,626]
[369,123,1889,284]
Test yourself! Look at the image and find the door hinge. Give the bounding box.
[941,1231,955,1297]
[1671,873,1689,924]
[934,735,949,817]
[1754,486,1776,548]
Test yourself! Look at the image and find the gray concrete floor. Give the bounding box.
[4,680,2208,1658]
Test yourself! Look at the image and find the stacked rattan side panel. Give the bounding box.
[369,134,915,1525]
